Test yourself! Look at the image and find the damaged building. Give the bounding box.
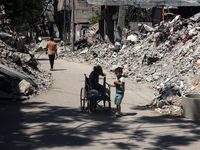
[48,0,200,44]
[51,0,100,41]
[57,0,200,116]
[86,0,200,44]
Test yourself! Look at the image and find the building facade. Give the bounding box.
[52,0,100,40]
[86,0,200,44]
[56,0,100,22]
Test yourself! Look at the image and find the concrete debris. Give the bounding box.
[0,63,37,88]
[74,38,88,49]
[0,30,26,52]
[127,34,138,43]
[13,79,34,95]
[0,36,52,100]
[143,24,156,32]
[39,40,48,49]
[0,4,53,100]
[72,27,102,50]
[60,12,200,116]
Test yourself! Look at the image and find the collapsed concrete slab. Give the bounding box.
[0,64,37,87]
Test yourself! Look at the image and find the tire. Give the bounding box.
[108,100,111,113]
[86,99,90,114]
[104,99,111,113]
[80,88,86,112]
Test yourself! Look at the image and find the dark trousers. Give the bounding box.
[48,55,55,69]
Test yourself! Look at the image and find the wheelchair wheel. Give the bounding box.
[80,88,86,112]
[86,99,91,114]
[104,99,111,113]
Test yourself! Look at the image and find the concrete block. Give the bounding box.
[182,92,200,120]
[14,79,34,95]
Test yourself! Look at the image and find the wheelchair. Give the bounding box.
[80,74,111,114]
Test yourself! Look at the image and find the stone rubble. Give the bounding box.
[59,13,200,116]
[0,4,52,100]
[0,37,52,99]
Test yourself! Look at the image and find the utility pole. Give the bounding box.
[162,6,165,22]
[68,0,70,43]
[64,0,66,49]
[71,0,75,51]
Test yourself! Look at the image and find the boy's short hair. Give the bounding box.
[115,67,123,73]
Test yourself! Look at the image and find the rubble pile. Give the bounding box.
[72,27,101,50]
[61,13,200,116]
[0,37,52,99]
[0,4,52,100]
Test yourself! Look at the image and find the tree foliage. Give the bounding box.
[125,7,152,28]
[1,0,45,31]
[88,11,101,25]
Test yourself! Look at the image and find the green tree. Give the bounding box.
[1,0,45,31]
[89,11,101,25]
[125,6,152,28]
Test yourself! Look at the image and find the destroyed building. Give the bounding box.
[0,6,52,100]
[51,0,100,41]
[60,12,200,116]
[86,0,200,44]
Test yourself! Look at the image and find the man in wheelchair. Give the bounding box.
[88,65,106,111]
[89,65,106,92]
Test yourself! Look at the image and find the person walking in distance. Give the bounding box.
[46,36,57,71]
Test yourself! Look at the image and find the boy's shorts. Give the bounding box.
[114,93,124,105]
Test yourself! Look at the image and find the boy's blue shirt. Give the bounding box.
[116,76,125,93]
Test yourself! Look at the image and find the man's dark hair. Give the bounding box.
[93,66,102,74]
[50,36,54,40]
[115,67,123,73]
[93,66,99,73]
[97,65,104,75]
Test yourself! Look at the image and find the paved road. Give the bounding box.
[1,53,200,150]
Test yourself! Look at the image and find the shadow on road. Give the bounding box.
[37,58,49,61]
[1,101,200,149]
[52,69,66,71]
